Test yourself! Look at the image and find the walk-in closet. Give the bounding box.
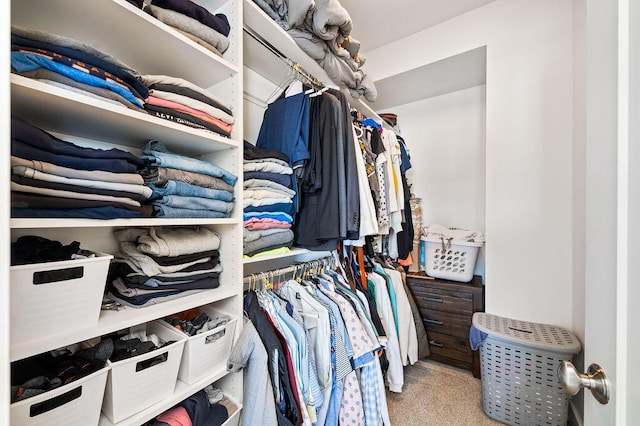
[3,0,638,425]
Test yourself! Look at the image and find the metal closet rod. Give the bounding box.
[243,24,327,90]
[243,255,335,289]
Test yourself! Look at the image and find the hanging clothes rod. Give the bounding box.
[243,254,336,290]
[243,24,327,90]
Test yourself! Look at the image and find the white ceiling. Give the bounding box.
[340,0,497,53]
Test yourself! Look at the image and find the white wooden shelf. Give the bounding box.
[11,0,238,88]
[98,369,241,426]
[11,75,240,155]
[11,217,240,229]
[10,286,239,362]
[243,247,315,264]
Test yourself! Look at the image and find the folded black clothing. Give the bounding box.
[111,338,157,362]
[11,235,82,265]
[108,261,220,287]
[243,140,290,163]
[144,104,231,137]
[11,192,154,215]
[150,249,219,266]
[11,173,150,203]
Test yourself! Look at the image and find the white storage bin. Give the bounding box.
[10,252,113,346]
[11,365,109,426]
[421,236,482,282]
[221,394,243,426]
[101,321,187,423]
[162,307,238,385]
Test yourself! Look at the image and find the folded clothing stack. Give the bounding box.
[11,116,152,219]
[144,0,231,57]
[140,141,236,218]
[107,226,223,308]
[11,25,148,111]
[243,141,295,257]
[140,75,235,138]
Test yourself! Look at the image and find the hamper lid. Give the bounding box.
[472,312,581,354]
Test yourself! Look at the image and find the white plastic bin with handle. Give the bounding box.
[101,321,186,423]
[10,365,109,426]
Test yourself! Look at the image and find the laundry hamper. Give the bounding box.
[421,236,483,282]
[471,313,581,426]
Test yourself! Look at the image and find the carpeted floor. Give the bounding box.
[386,359,503,425]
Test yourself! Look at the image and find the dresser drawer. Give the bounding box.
[420,310,472,339]
[409,284,474,315]
[427,331,473,364]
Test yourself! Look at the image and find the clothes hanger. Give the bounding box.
[353,124,364,140]
[308,86,329,98]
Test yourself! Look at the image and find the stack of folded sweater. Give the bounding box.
[141,74,235,138]
[11,116,152,219]
[144,0,231,57]
[243,141,295,257]
[11,25,148,112]
[140,141,236,218]
[107,226,223,308]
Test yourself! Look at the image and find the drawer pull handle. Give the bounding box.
[424,297,443,303]
[429,340,444,348]
[425,319,444,325]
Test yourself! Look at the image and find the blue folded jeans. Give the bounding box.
[142,141,237,186]
[149,180,234,201]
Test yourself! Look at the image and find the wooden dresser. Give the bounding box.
[406,273,485,378]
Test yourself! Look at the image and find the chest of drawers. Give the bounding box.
[406,273,484,378]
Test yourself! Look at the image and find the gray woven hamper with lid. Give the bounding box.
[472,313,581,426]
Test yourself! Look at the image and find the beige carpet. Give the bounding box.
[386,359,503,425]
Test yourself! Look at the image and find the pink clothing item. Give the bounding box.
[145,95,233,133]
[156,406,193,426]
[243,218,292,230]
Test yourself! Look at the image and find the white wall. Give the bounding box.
[366,0,575,328]
[387,86,486,278]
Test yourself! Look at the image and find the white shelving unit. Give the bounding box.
[241,0,382,276]
[8,0,244,424]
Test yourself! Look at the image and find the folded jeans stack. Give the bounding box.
[140,141,237,219]
[107,226,223,308]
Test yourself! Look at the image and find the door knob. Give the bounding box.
[557,360,610,404]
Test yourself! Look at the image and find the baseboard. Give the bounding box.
[568,400,583,426]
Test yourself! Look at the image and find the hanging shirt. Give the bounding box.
[227,320,279,426]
